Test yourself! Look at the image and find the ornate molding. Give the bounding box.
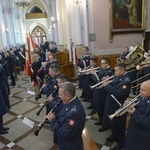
[92,48,125,56]
[2,6,13,14]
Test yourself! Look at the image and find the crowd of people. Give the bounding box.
[0,43,150,150]
[0,41,59,134]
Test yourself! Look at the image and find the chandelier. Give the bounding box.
[74,0,82,6]
[15,0,32,7]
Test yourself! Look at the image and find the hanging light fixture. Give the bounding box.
[15,0,32,8]
[74,0,82,6]
[51,17,58,24]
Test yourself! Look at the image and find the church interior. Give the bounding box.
[0,0,150,150]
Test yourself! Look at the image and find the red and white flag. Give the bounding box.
[28,34,36,52]
[25,48,31,76]
[25,34,32,76]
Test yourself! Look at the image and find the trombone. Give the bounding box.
[90,75,115,89]
[107,94,141,121]
[127,62,150,73]
[131,73,150,89]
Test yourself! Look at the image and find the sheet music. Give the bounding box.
[22,117,34,128]
[27,90,35,95]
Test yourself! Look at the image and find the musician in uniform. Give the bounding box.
[46,74,70,114]
[121,47,129,60]
[92,57,114,127]
[77,46,91,89]
[101,62,131,150]
[35,53,60,101]
[42,53,59,74]
[45,82,86,150]
[0,54,11,95]
[41,51,51,76]
[80,58,98,103]
[45,74,70,144]
[136,55,150,94]
[125,80,150,150]
[40,64,60,114]
[0,64,10,134]
[41,64,60,97]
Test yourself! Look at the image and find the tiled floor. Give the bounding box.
[0,71,120,150]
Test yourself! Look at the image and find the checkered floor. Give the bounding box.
[0,71,119,150]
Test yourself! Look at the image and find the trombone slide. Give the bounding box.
[111,95,122,107]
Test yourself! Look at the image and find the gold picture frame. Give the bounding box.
[109,0,146,42]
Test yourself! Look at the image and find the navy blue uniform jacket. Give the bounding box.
[0,66,10,115]
[50,96,86,150]
[103,73,131,127]
[125,97,150,150]
[77,53,91,69]
[77,53,91,88]
[42,73,60,96]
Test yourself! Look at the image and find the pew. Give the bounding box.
[94,54,121,70]
[55,50,75,79]
[82,127,98,150]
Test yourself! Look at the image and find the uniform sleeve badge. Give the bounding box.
[69,119,75,126]
[122,85,127,89]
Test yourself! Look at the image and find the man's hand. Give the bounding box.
[45,112,55,121]
[124,100,136,115]
[47,95,53,102]
[101,76,109,87]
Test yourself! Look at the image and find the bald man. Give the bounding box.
[125,80,150,150]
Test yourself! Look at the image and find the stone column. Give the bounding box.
[51,0,58,43]
[55,0,64,45]
[0,2,7,47]
[82,0,89,46]
[64,0,72,61]
[2,6,13,46]
[73,2,82,45]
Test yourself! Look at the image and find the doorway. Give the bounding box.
[144,31,150,52]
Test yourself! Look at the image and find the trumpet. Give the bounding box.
[77,67,99,76]
[90,75,115,89]
[34,99,62,136]
[107,94,141,121]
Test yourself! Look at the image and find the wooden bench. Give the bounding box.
[82,127,98,150]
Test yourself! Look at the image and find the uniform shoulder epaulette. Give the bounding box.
[125,77,130,82]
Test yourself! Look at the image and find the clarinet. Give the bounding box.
[36,86,59,116]
[39,74,51,93]
[44,74,51,85]
[34,99,62,136]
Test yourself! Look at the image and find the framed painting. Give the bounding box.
[110,0,146,42]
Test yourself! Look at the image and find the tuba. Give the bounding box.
[122,43,144,70]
